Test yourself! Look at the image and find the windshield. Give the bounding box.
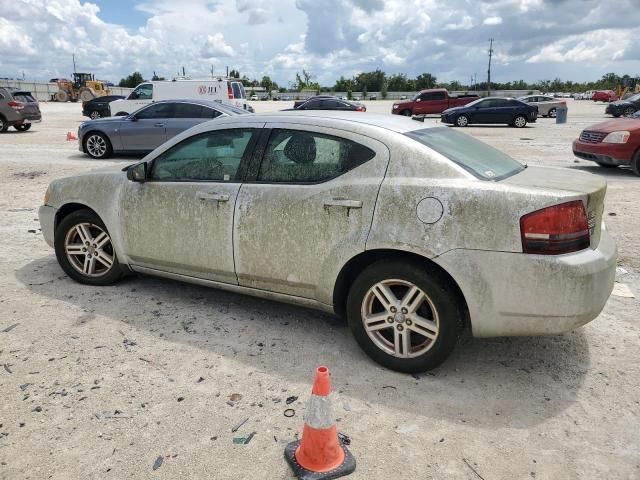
[405,127,526,180]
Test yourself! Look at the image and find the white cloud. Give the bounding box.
[444,15,473,30]
[483,16,503,25]
[202,33,235,57]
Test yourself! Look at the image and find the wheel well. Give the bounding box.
[332,249,469,326]
[55,203,99,232]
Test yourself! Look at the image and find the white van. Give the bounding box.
[109,78,248,115]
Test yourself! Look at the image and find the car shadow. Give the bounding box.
[16,255,591,429]
[568,164,637,178]
[66,153,143,163]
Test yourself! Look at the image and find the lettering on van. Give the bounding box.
[198,85,218,95]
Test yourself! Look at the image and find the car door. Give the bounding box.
[423,91,448,114]
[164,103,222,140]
[491,99,514,123]
[119,127,260,283]
[119,103,173,152]
[470,99,495,123]
[233,124,389,303]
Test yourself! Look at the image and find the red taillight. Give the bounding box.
[8,100,24,110]
[356,106,364,111]
[520,200,590,255]
[228,84,234,99]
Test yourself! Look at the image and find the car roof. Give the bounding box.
[201,110,436,134]
[143,99,249,115]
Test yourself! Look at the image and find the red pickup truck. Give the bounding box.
[391,88,480,116]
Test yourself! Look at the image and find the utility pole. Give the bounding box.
[72,53,77,74]
[487,38,494,96]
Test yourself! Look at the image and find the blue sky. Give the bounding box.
[0,0,639,86]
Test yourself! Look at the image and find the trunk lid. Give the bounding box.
[502,166,606,248]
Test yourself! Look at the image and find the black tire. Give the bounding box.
[455,114,469,127]
[623,107,636,117]
[0,115,8,133]
[513,115,527,128]
[54,209,124,286]
[401,110,412,117]
[632,150,640,177]
[548,108,557,118]
[114,111,128,116]
[89,110,102,119]
[346,260,463,372]
[596,162,618,168]
[83,131,113,159]
[14,123,32,132]
[612,114,621,118]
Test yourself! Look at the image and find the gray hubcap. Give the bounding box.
[64,223,114,277]
[86,135,107,157]
[361,279,439,358]
[90,111,101,119]
[514,116,526,127]
[457,116,468,126]
[549,109,556,117]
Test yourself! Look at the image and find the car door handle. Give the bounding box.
[154,123,165,127]
[323,199,362,209]
[196,192,229,202]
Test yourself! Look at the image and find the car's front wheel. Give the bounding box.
[346,260,462,372]
[0,115,8,133]
[623,107,636,117]
[455,115,469,127]
[54,209,124,286]
[513,115,527,128]
[84,132,112,159]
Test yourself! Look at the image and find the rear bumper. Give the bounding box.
[38,205,57,248]
[572,139,634,165]
[435,227,617,337]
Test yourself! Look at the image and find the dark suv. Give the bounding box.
[82,95,124,119]
[0,87,42,132]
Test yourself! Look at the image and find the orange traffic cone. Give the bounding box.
[284,366,356,480]
[66,131,77,141]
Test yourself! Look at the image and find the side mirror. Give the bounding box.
[127,162,147,182]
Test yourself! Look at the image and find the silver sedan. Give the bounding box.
[518,95,566,117]
[39,112,616,372]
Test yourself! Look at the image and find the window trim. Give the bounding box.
[245,127,377,186]
[146,127,260,183]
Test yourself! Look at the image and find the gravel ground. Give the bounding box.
[0,100,638,480]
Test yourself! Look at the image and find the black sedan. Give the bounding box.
[605,93,640,118]
[290,96,366,111]
[441,97,537,128]
[82,95,125,119]
[78,99,249,159]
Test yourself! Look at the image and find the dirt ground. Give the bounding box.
[0,100,638,480]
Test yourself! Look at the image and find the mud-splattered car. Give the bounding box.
[39,112,617,372]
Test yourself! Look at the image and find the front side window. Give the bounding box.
[130,84,153,100]
[406,127,525,181]
[135,103,173,119]
[257,129,376,183]
[150,129,256,182]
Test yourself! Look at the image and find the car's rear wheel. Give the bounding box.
[0,115,8,133]
[346,260,462,372]
[548,108,557,118]
[455,115,469,127]
[631,151,640,177]
[89,110,101,119]
[14,123,31,132]
[84,132,112,159]
[623,107,636,117]
[513,115,527,128]
[54,209,124,286]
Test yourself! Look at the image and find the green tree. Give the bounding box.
[229,69,240,78]
[415,73,437,90]
[118,71,145,88]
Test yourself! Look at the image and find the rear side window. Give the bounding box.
[173,103,206,118]
[257,129,376,183]
[405,127,525,181]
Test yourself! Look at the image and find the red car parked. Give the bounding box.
[592,90,618,103]
[572,112,640,175]
[391,88,479,116]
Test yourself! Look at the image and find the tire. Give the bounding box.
[54,209,124,286]
[14,123,31,132]
[114,111,128,117]
[79,88,95,102]
[548,108,557,118]
[346,260,462,372]
[55,90,69,102]
[612,114,621,118]
[0,115,8,133]
[401,110,412,117]
[632,151,640,177]
[513,115,527,128]
[623,107,636,117]
[89,110,102,119]
[83,132,112,159]
[455,115,469,127]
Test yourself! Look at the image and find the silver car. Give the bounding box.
[78,99,250,159]
[39,112,616,372]
[518,95,566,117]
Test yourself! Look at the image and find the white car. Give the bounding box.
[39,112,616,372]
[250,95,259,101]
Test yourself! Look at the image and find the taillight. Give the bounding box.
[356,106,364,111]
[520,200,590,255]
[227,84,234,99]
[8,100,24,111]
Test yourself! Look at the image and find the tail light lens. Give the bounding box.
[520,200,590,254]
[8,100,24,111]
[356,106,364,111]
[227,83,234,99]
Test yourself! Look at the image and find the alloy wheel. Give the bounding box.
[624,107,635,117]
[90,111,101,119]
[456,115,468,127]
[360,279,440,358]
[514,116,527,127]
[64,223,114,277]
[86,134,107,158]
